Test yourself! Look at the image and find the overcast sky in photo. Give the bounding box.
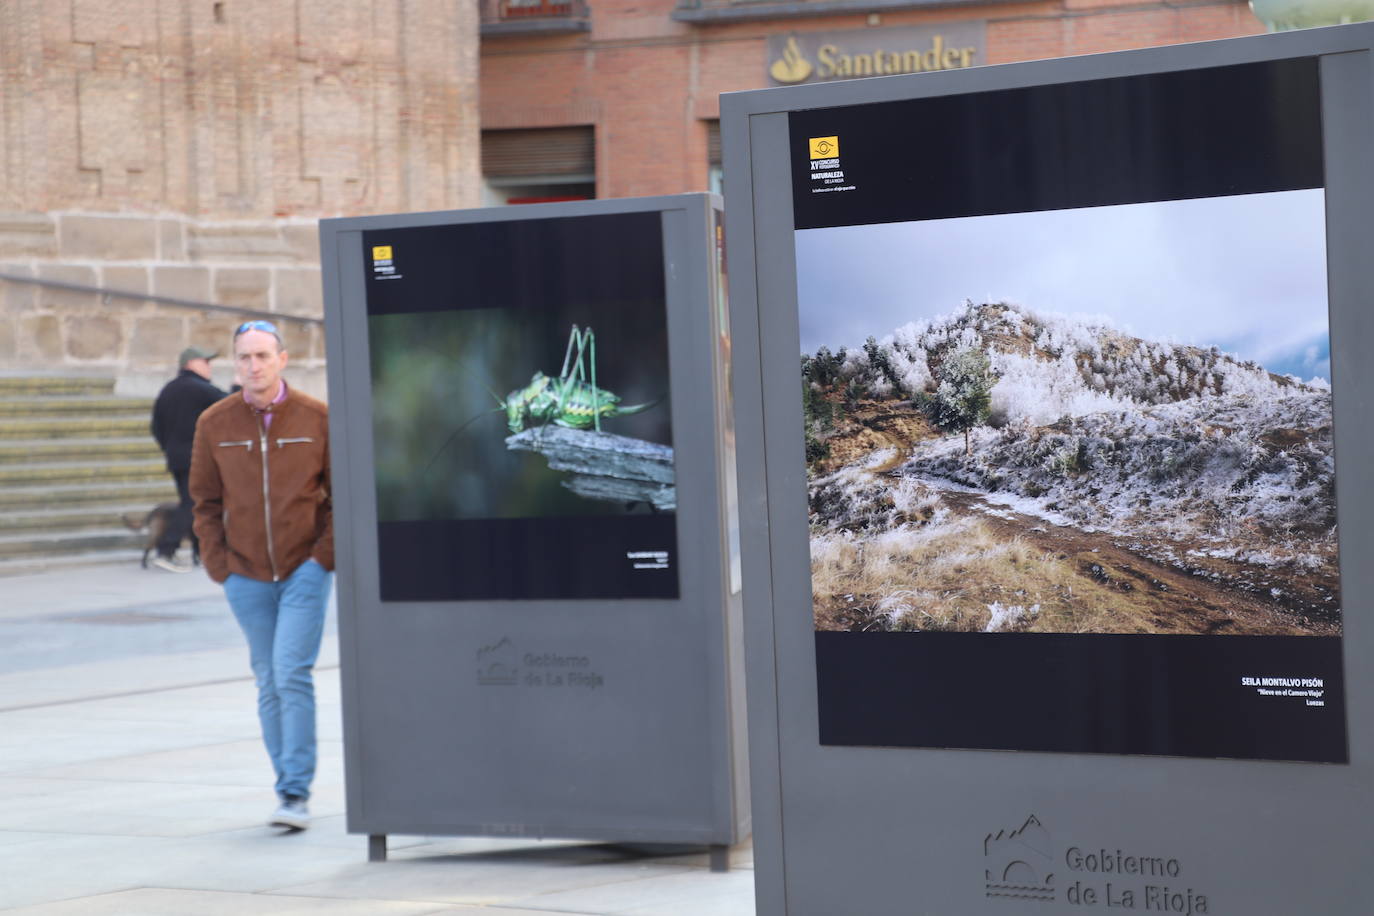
[795,189,1331,381]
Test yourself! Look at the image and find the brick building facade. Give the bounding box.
[480,0,1264,203]
[0,0,480,395]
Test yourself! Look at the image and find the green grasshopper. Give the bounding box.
[424,324,660,476]
[501,324,658,433]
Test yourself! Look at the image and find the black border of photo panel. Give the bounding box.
[790,57,1347,763]
[361,211,681,602]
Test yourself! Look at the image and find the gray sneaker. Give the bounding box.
[151,556,192,573]
[269,798,310,830]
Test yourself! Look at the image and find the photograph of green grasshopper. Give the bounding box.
[497,324,662,434]
[369,306,674,524]
[361,209,678,601]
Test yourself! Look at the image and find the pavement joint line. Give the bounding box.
[257,895,594,916]
[254,888,612,915]
[0,737,272,775]
[3,595,231,623]
[480,905,604,914]
[254,890,502,906]
[0,768,290,786]
[0,664,340,713]
[480,901,639,915]
[0,822,265,840]
[17,885,148,910]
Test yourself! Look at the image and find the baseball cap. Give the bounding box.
[179,346,219,367]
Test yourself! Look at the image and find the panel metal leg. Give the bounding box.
[709,843,730,873]
[368,833,388,862]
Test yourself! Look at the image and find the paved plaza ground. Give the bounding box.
[0,562,754,914]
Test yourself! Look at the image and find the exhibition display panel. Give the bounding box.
[722,23,1374,914]
[321,195,747,863]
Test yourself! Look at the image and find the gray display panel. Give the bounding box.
[723,24,1374,915]
[320,194,748,854]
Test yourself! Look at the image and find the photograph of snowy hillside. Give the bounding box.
[798,189,1340,636]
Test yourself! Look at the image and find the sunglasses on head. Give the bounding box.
[235,319,280,336]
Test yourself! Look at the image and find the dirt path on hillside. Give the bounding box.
[867,429,911,473]
[915,483,1337,635]
[810,401,1339,636]
[814,402,933,474]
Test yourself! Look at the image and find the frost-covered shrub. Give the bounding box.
[808,466,898,531]
[903,391,1335,539]
[985,602,1041,632]
[886,340,933,394]
[990,351,1130,426]
[810,464,953,533]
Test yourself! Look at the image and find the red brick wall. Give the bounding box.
[481,0,1264,198]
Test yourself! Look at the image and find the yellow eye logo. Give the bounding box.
[372,245,392,260]
[809,136,839,159]
[770,37,813,84]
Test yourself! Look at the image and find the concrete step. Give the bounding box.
[0,438,163,466]
[0,417,152,440]
[0,480,177,511]
[0,460,168,488]
[0,548,155,578]
[0,377,115,397]
[0,396,153,419]
[0,504,167,534]
[0,527,141,559]
[0,376,182,575]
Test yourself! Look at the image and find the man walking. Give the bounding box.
[190,320,333,830]
[150,346,226,572]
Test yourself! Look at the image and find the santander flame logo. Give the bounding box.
[770,37,813,84]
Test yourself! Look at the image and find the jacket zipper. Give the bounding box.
[258,418,280,582]
[218,440,253,449]
[276,437,314,447]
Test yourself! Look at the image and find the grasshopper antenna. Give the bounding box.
[422,407,503,479]
[412,341,507,409]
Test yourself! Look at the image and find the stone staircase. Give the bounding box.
[0,377,175,575]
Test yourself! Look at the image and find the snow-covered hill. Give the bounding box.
[805,300,1326,428]
[805,301,1338,597]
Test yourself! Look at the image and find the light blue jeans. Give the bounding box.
[224,558,332,802]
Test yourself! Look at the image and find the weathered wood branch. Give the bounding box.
[505,426,676,511]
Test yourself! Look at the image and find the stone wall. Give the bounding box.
[0,212,331,397]
[0,0,481,395]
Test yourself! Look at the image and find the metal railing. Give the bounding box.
[0,272,323,326]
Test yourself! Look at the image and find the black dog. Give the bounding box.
[122,503,199,568]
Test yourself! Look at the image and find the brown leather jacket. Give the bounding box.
[189,385,333,584]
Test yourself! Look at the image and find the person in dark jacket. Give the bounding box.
[150,346,227,571]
